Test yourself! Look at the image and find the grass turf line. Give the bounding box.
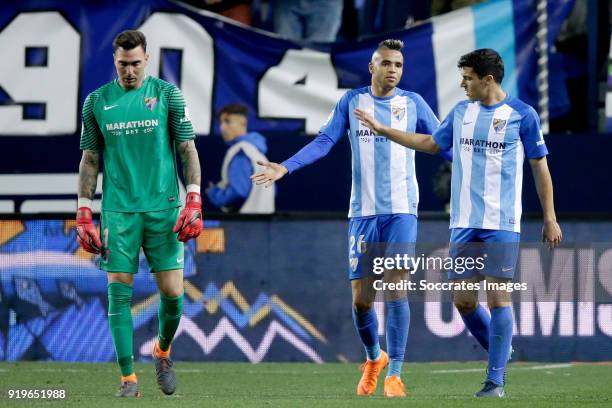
[0,362,611,407]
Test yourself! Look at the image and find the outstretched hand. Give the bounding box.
[250,161,288,188]
[354,108,383,133]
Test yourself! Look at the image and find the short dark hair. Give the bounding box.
[112,30,147,52]
[377,39,404,52]
[219,103,248,118]
[457,49,504,83]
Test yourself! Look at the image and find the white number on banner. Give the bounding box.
[139,13,213,135]
[258,49,349,134]
[0,12,79,135]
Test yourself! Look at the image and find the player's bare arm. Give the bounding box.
[251,161,288,188]
[78,150,100,199]
[530,156,562,248]
[177,140,201,187]
[354,108,440,154]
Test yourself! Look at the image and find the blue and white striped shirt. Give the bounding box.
[433,95,548,233]
[282,86,440,218]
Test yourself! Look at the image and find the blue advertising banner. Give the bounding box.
[0,0,573,137]
[2,218,612,363]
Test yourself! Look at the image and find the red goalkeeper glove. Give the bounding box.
[76,206,102,254]
[173,192,203,242]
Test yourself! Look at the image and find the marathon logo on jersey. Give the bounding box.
[356,129,376,137]
[460,137,506,154]
[460,138,506,150]
[392,106,406,122]
[144,97,157,111]
[493,118,507,133]
[105,119,159,131]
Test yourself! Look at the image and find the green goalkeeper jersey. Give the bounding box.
[80,76,195,212]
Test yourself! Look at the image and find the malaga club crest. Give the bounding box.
[144,97,157,111]
[392,105,406,122]
[493,118,507,133]
[350,256,359,272]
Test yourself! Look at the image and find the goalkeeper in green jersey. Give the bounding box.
[76,30,202,398]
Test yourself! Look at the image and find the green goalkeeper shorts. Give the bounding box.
[100,207,184,273]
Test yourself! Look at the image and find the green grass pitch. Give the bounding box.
[1,361,610,407]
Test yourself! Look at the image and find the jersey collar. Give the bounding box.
[368,86,397,101]
[478,93,510,110]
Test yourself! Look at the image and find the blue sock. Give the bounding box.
[461,304,490,351]
[385,299,409,377]
[352,308,380,360]
[388,360,403,378]
[487,306,513,386]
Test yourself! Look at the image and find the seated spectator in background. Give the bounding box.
[551,0,609,132]
[274,0,343,42]
[355,0,431,38]
[206,104,275,214]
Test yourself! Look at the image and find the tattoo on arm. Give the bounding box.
[177,140,201,186]
[78,150,100,199]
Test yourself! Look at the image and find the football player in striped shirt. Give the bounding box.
[77,30,203,397]
[252,39,444,397]
[355,48,562,398]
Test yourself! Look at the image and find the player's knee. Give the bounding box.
[487,299,511,310]
[164,289,182,298]
[384,290,407,302]
[453,299,477,315]
[352,299,373,313]
[159,286,183,298]
[107,272,134,286]
[487,287,511,309]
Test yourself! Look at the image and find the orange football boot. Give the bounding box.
[383,375,406,397]
[356,350,389,396]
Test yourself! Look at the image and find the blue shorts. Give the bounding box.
[448,228,520,280]
[347,214,417,280]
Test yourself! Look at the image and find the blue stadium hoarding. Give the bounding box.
[2,218,612,363]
